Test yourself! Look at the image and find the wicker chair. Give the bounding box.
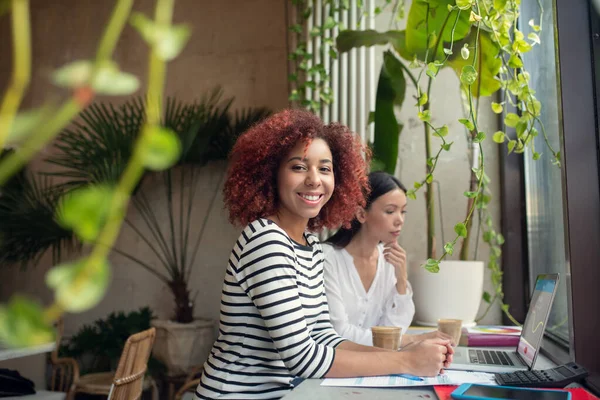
[49,318,80,393]
[62,327,157,400]
[174,366,203,400]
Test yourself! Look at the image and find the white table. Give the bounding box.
[0,342,55,362]
[283,349,556,399]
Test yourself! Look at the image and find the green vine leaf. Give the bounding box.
[58,185,114,243]
[456,0,472,11]
[46,259,110,313]
[0,296,55,348]
[139,126,182,170]
[504,113,520,127]
[458,118,474,130]
[454,222,467,238]
[492,131,505,143]
[460,65,478,86]
[425,258,440,273]
[418,110,431,122]
[491,102,503,114]
[130,12,191,61]
[444,242,454,255]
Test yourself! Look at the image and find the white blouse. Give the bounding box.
[322,243,415,346]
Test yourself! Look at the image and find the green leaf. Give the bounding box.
[497,233,505,245]
[418,92,428,106]
[373,51,406,174]
[424,258,440,273]
[442,142,453,151]
[413,182,422,189]
[456,0,472,10]
[492,131,505,143]
[437,125,449,137]
[458,118,474,131]
[528,32,541,45]
[405,1,471,62]
[504,113,520,127]
[426,62,440,78]
[464,191,477,198]
[507,139,517,154]
[516,120,528,139]
[0,296,55,348]
[482,291,492,303]
[130,13,191,61]
[58,185,113,243]
[46,259,110,313]
[52,60,93,89]
[448,31,502,97]
[406,189,417,200]
[491,102,503,114]
[460,65,478,86]
[454,222,467,238]
[529,18,541,32]
[508,54,523,68]
[473,131,486,143]
[139,126,182,170]
[444,242,454,255]
[532,151,541,160]
[426,174,433,184]
[91,62,140,95]
[418,110,431,122]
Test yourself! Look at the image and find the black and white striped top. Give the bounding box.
[195,218,346,399]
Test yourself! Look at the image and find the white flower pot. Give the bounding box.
[151,318,215,376]
[409,260,484,327]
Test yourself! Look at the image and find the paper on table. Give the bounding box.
[321,370,497,388]
[466,325,522,336]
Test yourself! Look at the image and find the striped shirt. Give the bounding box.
[195,219,346,399]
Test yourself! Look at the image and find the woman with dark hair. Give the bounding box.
[324,171,449,348]
[195,111,453,399]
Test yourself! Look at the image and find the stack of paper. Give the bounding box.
[321,370,497,388]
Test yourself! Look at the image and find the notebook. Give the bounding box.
[448,273,560,373]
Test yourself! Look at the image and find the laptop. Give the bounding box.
[448,273,560,373]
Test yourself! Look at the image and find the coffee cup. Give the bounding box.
[437,318,462,346]
[371,326,402,350]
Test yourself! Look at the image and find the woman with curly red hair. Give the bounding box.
[195,109,453,399]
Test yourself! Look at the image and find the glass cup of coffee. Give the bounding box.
[437,318,462,346]
[371,326,402,350]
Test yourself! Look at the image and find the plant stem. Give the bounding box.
[0,0,31,149]
[94,0,133,65]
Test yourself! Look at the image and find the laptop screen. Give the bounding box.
[517,274,560,368]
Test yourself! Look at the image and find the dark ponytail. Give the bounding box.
[325,171,407,248]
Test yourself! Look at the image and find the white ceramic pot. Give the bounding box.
[151,318,215,376]
[409,260,484,327]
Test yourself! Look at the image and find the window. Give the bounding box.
[521,0,570,346]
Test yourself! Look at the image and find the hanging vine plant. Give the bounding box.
[288,0,559,324]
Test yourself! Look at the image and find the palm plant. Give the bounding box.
[0,166,75,267]
[44,88,270,323]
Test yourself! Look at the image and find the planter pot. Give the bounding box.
[151,318,215,376]
[409,260,484,327]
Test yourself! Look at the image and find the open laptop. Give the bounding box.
[448,273,560,373]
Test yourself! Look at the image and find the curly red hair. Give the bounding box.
[223,108,369,231]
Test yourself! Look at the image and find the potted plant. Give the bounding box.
[288,0,559,326]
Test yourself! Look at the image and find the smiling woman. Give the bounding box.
[196,109,455,399]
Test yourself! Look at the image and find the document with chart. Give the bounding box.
[321,370,497,388]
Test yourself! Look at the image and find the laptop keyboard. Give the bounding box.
[468,349,515,366]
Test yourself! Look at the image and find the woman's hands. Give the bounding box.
[396,338,454,376]
[383,241,408,294]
